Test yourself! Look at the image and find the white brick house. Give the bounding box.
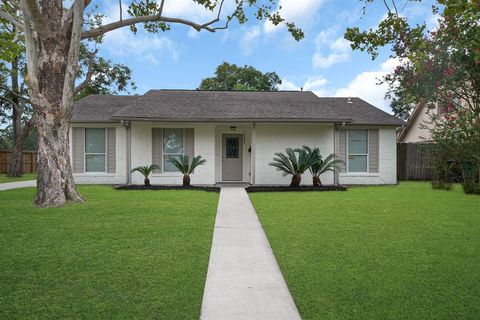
[70,90,404,186]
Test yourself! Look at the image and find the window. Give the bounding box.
[85,128,106,172]
[348,129,368,172]
[163,128,184,172]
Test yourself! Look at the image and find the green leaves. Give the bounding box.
[167,155,207,175]
[130,164,160,177]
[198,62,282,91]
[269,147,322,177]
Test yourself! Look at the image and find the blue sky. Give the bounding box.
[94,0,438,113]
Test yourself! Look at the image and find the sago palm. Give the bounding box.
[168,155,207,186]
[269,147,321,187]
[130,164,160,186]
[303,146,343,186]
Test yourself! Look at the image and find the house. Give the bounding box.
[70,90,404,186]
[397,102,447,143]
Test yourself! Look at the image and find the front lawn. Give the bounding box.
[0,173,36,183]
[250,182,480,320]
[0,186,218,319]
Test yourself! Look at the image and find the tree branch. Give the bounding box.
[81,0,226,39]
[74,49,98,94]
[0,84,31,104]
[0,8,24,29]
[23,0,50,38]
[19,0,40,96]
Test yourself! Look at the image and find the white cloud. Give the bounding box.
[312,27,351,68]
[279,76,330,96]
[334,58,399,112]
[264,0,328,34]
[240,26,261,55]
[99,1,180,64]
[103,28,179,64]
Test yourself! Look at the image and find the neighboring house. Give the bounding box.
[397,102,439,143]
[71,90,404,186]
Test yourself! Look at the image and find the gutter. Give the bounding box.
[109,117,354,123]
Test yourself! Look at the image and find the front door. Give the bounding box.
[222,134,243,181]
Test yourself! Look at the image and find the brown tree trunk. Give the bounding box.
[290,174,301,187]
[21,1,86,207]
[35,110,83,207]
[183,174,191,186]
[7,137,25,177]
[312,175,321,187]
[144,177,151,186]
[6,57,32,177]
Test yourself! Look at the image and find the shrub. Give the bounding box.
[130,164,160,186]
[269,147,321,187]
[167,155,206,186]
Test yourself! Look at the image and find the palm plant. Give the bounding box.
[130,164,160,186]
[167,155,207,186]
[269,147,321,187]
[303,146,343,186]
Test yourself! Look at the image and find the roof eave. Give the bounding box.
[108,116,353,123]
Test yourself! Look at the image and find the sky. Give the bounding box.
[93,0,439,113]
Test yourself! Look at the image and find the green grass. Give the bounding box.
[0,186,219,319]
[0,173,36,183]
[249,182,480,320]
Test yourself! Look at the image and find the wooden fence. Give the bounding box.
[397,143,436,181]
[0,150,37,174]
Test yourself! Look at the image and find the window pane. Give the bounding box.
[349,155,367,172]
[86,154,105,172]
[85,128,106,153]
[164,155,180,172]
[225,138,239,158]
[163,129,184,154]
[348,130,368,154]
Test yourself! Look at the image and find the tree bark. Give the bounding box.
[20,0,85,207]
[7,57,33,177]
[312,175,321,187]
[183,174,191,186]
[290,174,301,187]
[144,177,151,186]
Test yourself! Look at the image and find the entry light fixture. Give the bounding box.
[230,126,237,131]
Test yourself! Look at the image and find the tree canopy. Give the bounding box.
[198,62,282,91]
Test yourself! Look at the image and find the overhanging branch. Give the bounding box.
[0,8,24,29]
[81,0,226,39]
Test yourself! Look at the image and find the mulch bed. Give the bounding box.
[114,185,221,192]
[245,185,347,193]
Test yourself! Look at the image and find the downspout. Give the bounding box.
[121,120,131,184]
[251,122,256,185]
[334,124,338,185]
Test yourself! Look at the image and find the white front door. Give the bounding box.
[222,134,243,181]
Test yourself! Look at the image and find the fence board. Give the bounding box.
[0,151,37,174]
[397,143,435,181]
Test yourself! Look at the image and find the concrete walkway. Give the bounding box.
[200,188,301,320]
[0,180,36,191]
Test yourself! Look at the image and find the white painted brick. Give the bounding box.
[339,128,397,185]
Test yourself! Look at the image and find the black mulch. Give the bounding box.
[245,185,347,193]
[114,185,221,192]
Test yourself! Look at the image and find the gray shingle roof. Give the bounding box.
[72,90,404,126]
[72,95,139,122]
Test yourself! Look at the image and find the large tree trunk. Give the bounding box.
[20,0,86,207]
[35,110,82,207]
